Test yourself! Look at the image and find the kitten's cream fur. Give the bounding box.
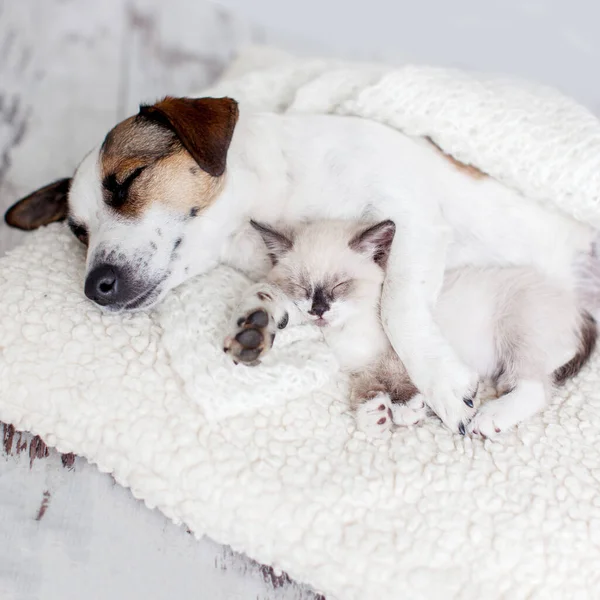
[246,219,596,439]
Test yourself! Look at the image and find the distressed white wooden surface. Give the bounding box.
[0,1,322,599]
[0,427,323,600]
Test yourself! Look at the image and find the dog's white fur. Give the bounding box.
[69,111,597,432]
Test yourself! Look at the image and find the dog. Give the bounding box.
[5,96,599,433]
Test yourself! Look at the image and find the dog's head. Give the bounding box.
[5,96,239,312]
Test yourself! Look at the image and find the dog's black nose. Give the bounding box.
[85,264,121,306]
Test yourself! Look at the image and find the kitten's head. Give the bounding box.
[251,219,396,328]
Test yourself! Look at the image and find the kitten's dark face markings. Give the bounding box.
[309,285,330,317]
[275,269,355,324]
[305,280,355,319]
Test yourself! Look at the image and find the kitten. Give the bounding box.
[248,219,597,439]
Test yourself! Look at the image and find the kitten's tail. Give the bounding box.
[553,311,597,385]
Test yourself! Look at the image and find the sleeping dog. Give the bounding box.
[5,96,599,433]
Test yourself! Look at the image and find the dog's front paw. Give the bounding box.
[223,308,275,366]
[425,364,478,435]
[355,393,394,439]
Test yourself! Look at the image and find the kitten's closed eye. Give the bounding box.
[332,280,353,297]
[289,283,311,299]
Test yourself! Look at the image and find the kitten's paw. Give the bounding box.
[425,364,478,434]
[467,396,517,439]
[468,381,544,439]
[355,393,394,439]
[223,308,276,366]
[467,408,504,439]
[391,393,428,426]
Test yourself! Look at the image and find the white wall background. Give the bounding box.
[217,0,600,113]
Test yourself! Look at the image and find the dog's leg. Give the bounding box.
[223,281,299,366]
[380,205,477,434]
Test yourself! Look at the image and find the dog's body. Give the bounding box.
[6,97,599,432]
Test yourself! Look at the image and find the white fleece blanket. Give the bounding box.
[2,48,600,600]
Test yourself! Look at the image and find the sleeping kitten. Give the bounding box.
[230,219,596,439]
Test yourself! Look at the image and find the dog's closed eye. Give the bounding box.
[102,166,146,209]
[67,217,89,246]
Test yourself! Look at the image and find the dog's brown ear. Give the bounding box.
[5,178,71,231]
[139,96,239,177]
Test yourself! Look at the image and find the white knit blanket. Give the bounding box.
[2,48,600,600]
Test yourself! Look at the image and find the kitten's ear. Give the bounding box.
[349,220,396,267]
[250,220,294,265]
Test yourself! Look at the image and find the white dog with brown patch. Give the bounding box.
[5,97,599,433]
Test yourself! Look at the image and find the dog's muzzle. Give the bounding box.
[84,263,163,311]
[85,264,124,307]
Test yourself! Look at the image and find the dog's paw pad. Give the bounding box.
[224,308,274,366]
[235,328,263,349]
[246,309,269,328]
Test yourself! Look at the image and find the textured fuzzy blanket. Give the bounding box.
[2,48,600,600]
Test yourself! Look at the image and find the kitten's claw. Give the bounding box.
[355,393,394,439]
[224,308,276,366]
